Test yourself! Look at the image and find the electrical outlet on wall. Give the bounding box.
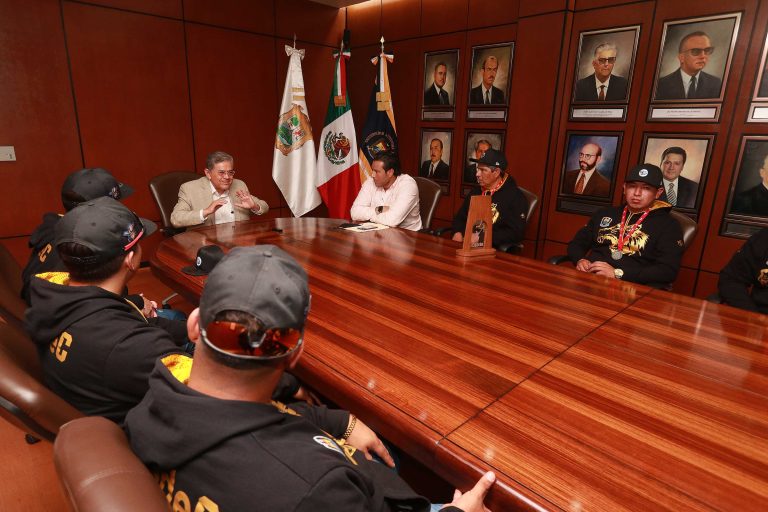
[0,146,16,161]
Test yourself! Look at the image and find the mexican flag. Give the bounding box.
[316,46,360,219]
[272,45,321,217]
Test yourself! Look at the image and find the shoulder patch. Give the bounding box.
[314,435,345,456]
[600,216,612,228]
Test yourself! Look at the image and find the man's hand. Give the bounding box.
[234,190,257,211]
[452,232,464,242]
[139,294,158,318]
[575,259,591,272]
[203,197,229,218]
[588,260,616,278]
[443,471,496,512]
[344,418,395,468]
[292,386,322,406]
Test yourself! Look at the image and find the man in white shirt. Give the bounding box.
[350,152,422,231]
[170,151,268,228]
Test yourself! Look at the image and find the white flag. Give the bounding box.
[272,45,321,217]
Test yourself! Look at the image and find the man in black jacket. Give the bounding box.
[124,246,496,512]
[567,164,684,288]
[718,228,768,313]
[451,148,528,249]
[655,31,722,100]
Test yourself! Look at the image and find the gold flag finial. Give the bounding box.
[380,36,384,53]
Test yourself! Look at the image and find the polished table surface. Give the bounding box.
[151,218,768,511]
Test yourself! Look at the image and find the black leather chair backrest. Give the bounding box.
[670,210,698,250]
[55,416,168,512]
[148,171,199,229]
[413,177,442,230]
[518,187,539,225]
[0,322,82,442]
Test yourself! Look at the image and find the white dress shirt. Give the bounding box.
[350,174,422,231]
[593,75,611,97]
[201,180,235,224]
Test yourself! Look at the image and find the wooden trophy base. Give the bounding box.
[456,247,496,260]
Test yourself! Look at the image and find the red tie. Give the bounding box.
[598,85,606,100]
[575,173,586,194]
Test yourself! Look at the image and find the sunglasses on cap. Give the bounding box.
[200,320,303,360]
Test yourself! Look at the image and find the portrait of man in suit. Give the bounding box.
[757,35,768,98]
[731,141,768,217]
[653,15,739,102]
[559,134,619,206]
[419,138,450,180]
[423,50,457,108]
[419,130,452,181]
[468,44,513,106]
[658,147,698,209]
[643,136,710,211]
[573,43,629,102]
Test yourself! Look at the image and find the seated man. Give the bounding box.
[21,167,133,305]
[350,152,422,231]
[125,245,496,511]
[718,228,768,313]
[450,148,528,249]
[567,164,684,288]
[24,197,190,423]
[170,150,268,228]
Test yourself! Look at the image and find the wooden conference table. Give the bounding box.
[151,218,768,511]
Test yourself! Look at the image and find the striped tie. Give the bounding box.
[667,183,677,206]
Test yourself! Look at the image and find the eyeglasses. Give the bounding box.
[579,153,597,159]
[201,320,303,360]
[596,57,616,65]
[215,170,236,177]
[682,47,714,56]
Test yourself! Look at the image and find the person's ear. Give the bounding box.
[655,187,664,199]
[285,343,304,370]
[124,251,138,273]
[187,308,201,344]
[203,168,212,180]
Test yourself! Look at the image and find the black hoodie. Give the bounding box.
[20,212,63,305]
[567,200,684,287]
[125,357,461,512]
[25,272,187,423]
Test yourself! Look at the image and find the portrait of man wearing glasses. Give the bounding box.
[171,150,269,228]
[574,42,629,102]
[656,31,723,100]
[562,142,612,198]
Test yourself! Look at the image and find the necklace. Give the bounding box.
[612,206,651,260]
[483,174,507,196]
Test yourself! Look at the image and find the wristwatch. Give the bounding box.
[614,268,624,279]
[375,206,384,214]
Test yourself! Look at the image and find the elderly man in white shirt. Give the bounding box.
[170,151,268,228]
[350,152,422,231]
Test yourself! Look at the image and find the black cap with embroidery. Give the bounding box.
[625,164,663,188]
[182,245,225,276]
[55,197,156,265]
[61,168,134,211]
[469,148,507,171]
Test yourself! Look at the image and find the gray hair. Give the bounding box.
[206,151,234,170]
[593,42,617,58]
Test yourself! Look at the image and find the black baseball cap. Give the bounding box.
[625,164,663,188]
[55,197,157,265]
[61,168,134,211]
[469,148,507,171]
[199,246,310,361]
[182,245,225,276]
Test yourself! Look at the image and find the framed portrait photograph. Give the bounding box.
[652,13,741,103]
[723,137,768,237]
[572,26,640,104]
[754,33,768,100]
[419,129,453,183]
[558,133,621,212]
[423,50,458,109]
[640,134,713,213]
[467,43,514,107]
[462,131,505,186]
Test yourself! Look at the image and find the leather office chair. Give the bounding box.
[434,186,538,254]
[413,176,442,232]
[149,171,198,237]
[55,416,168,512]
[0,243,27,329]
[0,321,82,443]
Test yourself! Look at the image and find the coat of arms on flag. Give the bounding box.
[275,104,312,156]
[322,131,352,164]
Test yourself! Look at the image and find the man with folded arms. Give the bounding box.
[350,152,422,230]
[171,150,268,228]
[124,246,496,511]
[567,164,684,288]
